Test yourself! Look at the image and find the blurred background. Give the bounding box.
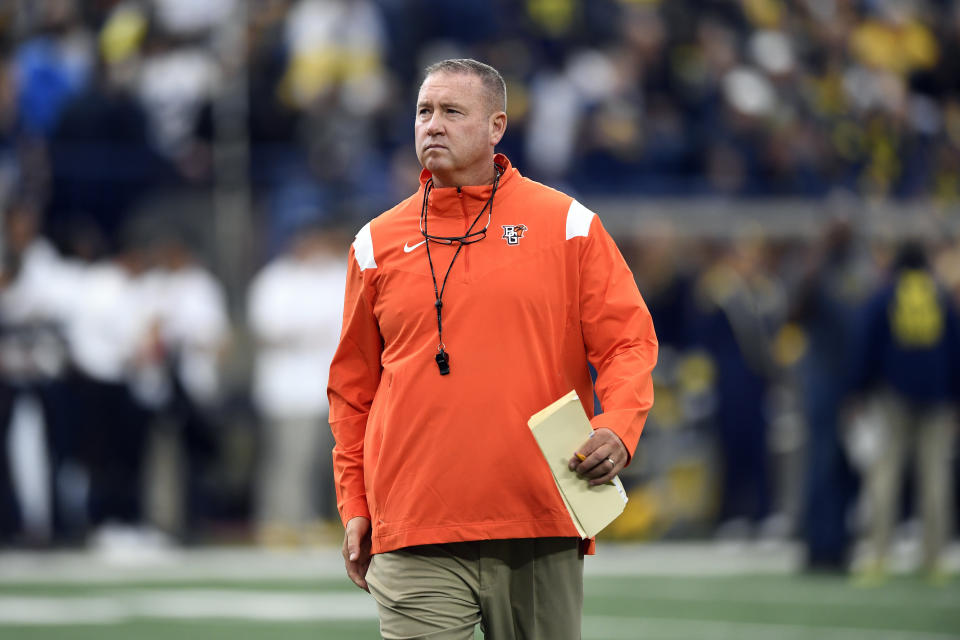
[1,0,960,621]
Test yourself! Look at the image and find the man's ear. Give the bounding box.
[489,111,507,146]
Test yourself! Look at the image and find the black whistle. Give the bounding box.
[435,350,450,375]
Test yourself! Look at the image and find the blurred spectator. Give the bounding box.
[60,233,157,540]
[0,49,20,206]
[631,221,693,350]
[140,229,230,540]
[252,0,392,244]
[247,223,347,547]
[934,237,960,307]
[0,208,26,545]
[524,56,583,182]
[149,231,229,413]
[280,0,389,116]
[0,358,19,545]
[151,0,238,39]
[47,28,164,253]
[13,0,93,139]
[688,235,784,538]
[848,241,960,584]
[0,201,77,543]
[135,29,219,178]
[788,218,876,571]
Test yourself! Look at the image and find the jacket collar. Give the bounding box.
[417,154,520,218]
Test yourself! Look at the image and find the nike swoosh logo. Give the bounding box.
[403,240,426,253]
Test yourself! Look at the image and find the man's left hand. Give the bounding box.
[568,428,628,486]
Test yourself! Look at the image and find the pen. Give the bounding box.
[575,431,594,461]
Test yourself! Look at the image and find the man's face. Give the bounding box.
[415,71,504,187]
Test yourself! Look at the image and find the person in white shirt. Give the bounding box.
[247,223,348,545]
[0,202,79,543]
[60,235,159,535]
[142,231,230,539]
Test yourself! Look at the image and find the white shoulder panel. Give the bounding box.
[353,222,377,271]
[565,200,595,240]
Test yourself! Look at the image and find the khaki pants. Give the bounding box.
[865,392,957,570]
[367,538,584,640]
[255,414,335,529]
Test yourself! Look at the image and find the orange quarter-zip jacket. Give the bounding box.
[328,154,657,555]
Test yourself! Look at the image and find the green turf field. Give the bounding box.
[1,546,957,639]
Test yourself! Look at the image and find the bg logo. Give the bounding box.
[501,224,528,246]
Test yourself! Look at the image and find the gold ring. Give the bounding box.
[607,457,615,467]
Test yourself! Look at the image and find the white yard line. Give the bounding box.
[0,590,378,625]
[1,542,957,584]
[581,615,960,640]
[126,589,378,621]
[0,590,954,640]
[583,579,960,609]
[0,596,127,625]
[0,542,798,584]
[0,547,347,584]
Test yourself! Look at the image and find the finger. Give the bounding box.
[568,451,589,471]
[343,533,357,562]
[345,529,364,562]
[589,468,618,486]
[346,561,370,591]
[572,448,609,475]
[580,453,619,479]
[588,456,620,484]
[569,438,603,471]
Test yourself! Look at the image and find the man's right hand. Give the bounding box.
[342,516,372,591]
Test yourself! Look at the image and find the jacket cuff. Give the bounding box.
[339,497,372,526]
[590,410,645,464]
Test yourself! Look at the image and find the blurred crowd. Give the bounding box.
[1,0,960,247]
[0,199,349,549]
[0,0,958,577]
[622,219,960,578]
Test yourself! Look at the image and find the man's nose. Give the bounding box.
[424,112,444,135]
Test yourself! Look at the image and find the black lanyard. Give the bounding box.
[420,164,502,375]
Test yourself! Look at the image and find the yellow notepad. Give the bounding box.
[528,390,629,539]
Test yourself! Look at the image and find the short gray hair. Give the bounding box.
[422,58,507,113]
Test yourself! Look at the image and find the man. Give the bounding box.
[848,241,959,585]
[249,224,347,545]
[328,59,657,639]
[788,220,873,571]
